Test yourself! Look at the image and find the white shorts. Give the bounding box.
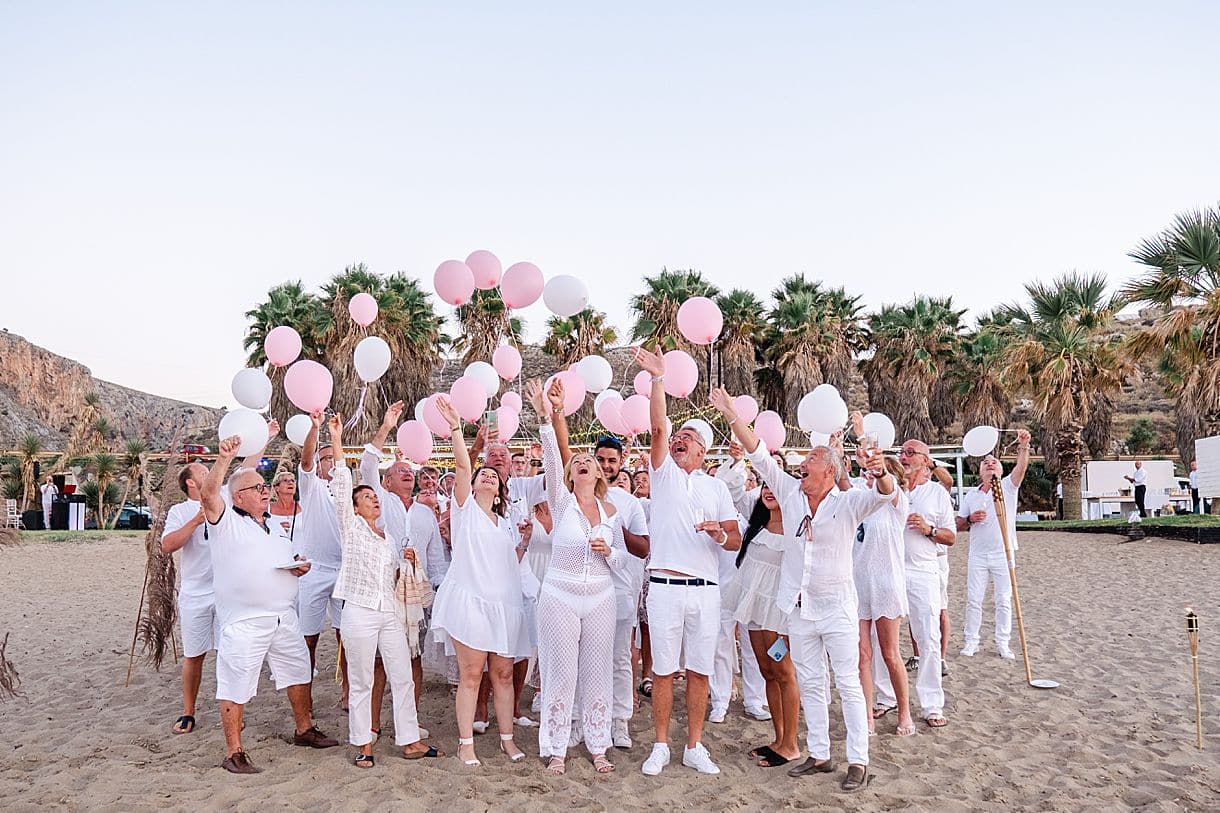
[938,556,950,608]
[646,579,720,676]
[215,612,312,704]
[297,566,342,636]
[179,595,217,658]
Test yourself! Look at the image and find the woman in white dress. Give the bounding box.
[722,483,802,767]
[527,379,624,775]
[429,397,532,767]
[326,416,441,767]
[854,456,916,737]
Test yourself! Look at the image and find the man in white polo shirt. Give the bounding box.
[298,412,346,702]
[958,429,1030,659]
[202,436,338,774]
[899,438,956,730]
[710,388,894,792]
[633,347,741,777]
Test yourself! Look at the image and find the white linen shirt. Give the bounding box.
[647,455,738,583]
[360,445,447,584]
[331,463,401,613]
[295,463,343,569]
[905,480,956,574]
[958,475,1019,560]
[1132,468,1148,486]
[747,446,888,620]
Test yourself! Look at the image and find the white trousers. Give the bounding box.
[340,604,420,747]
[964,555,1013,650]
[710,610,738,712]
[788,607,869,765]
[612,615,635,721]
[906,569,945,717]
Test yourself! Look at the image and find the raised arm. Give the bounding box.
[240,418,279,470]
[1010,428,1031,488]
[300,411,323,473]
[326,414,356,532]
[711,387,799,502]
[202,436,241,523]
[710,387,762,454]
[435,396,470,508]
[529,379,575,518]
[370,400,404,451]
[633,346,669,470]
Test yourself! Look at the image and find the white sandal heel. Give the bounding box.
[499,733,525,762]
[458,737,481,767]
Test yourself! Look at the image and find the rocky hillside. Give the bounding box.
[0,330,223,451]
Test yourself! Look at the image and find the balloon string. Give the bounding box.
[345,384,369,430]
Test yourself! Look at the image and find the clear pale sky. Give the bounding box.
[3,2,1217,410]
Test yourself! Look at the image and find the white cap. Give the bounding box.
[679,419,714,451]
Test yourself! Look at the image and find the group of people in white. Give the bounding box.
[161,345,1032,790]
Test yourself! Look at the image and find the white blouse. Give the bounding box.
[331,461,402,613]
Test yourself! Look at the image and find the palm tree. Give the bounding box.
[542,308,618,366]
[90,452,119,528]
[862,297,964,442]
[716,289,767,398]
[453,289,523,366]
[948,325,1014,434]
[379,272,447,411]
[630,268,720,399]
[1000,273,1130,520]
[244,280,327,425]
[16,434,41,512]
[114,439,148,518]
[1122,206,1220,465]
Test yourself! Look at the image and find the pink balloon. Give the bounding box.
[755,410,785,452]
[396,420,433,464]
[492,345,522,380]
[449,375,489,422]
[546,369,586,416]
[595,396,628,436]
[634,370,652,397]
[677,296,723,346]
[500,262,544,308]
[733,395,760,424]
[348,292,378,327]
[500,390,522,412]
[434,260,476,306]
[264,325,302,367]
[496,406,520,441]
[283,360,333,413]
[662,350,699,398]
[466,250,503,290]
[620,394,652,435]
[422,395,451,437]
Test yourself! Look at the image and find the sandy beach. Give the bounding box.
[0,530,1217,812]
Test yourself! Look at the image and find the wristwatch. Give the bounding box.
[925,526,937,539]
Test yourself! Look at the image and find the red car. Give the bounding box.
[175,444,211,462]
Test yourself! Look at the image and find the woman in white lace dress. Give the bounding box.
[327,416,441,767]
[428,397,532,767]
[528,379,624,775]
[854,456,915,736]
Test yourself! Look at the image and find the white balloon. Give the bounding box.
[811,383,839,399]
[575,355,613,394]
[803,386,848,435]
[796,391,820,432]
[414,398,427,422]
[231,368,272,411]
[464,360,500,398]
[543,274,589,318]
[594,388,623,410]
[861,412,897,450]
[353,336,391,383]
[809,431,831,447]
[963,425,1000,457]
[218,408,270,457]
[285,414,312,446]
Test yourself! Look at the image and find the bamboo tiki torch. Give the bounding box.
[1187,607,1202,749]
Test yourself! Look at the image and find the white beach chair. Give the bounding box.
[4,499,24,529]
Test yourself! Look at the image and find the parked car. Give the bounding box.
[175,443,211,462]
[115,504,152,530]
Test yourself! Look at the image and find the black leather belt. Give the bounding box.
[649,576,717,587]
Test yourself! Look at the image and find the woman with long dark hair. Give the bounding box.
[428,396,532,767]
[721,481,801,766]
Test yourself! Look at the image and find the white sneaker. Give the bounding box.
[531,694,542,713]
[708,707,727,724]
[997,647,1016,660]
[960,645,978,657]
[568,722,584,748]
[515,716,537,727]
[744,707,772,721]
[642,743,670,775]
[612,719,632,748]
[682,742,720,775]
[472,720,488,735]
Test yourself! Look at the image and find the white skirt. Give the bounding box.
[430,579,531,660]
[723,557,788,634]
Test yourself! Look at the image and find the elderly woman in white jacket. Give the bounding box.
[327,415,441,768]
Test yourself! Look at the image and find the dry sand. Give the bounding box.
[0,530,1218,812]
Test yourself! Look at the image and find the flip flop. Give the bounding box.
[871,705,897,720]
[172,715,195,734]
[758,750,791,768]
[638,678,652,698]
[404,745,444,760]
[925,714,948,728]
[748,744,777,760]
[896,723,917,737]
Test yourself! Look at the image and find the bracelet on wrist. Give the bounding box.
[449,425,461,433]
[651,374,665,383]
